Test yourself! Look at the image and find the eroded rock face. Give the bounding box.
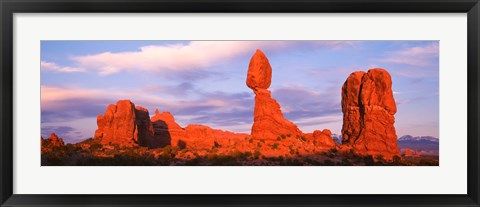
[341,68,400,159]
[247,49,302,140]
[94,100,159,148]
[150,110,248,149]
[313,129,336,149]
[47,133,64,147]
[151,109,185,147]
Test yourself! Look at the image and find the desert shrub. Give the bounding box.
[363,155,375,165]
[392,155,402,165]
[419,158,439,166]
[286,134,291,137]
[249,138,254,143]
[244,151,253,158]
[330,148,338,154]
[323,159,335,166]
[342,157,352,166]
[289,147,296,155]
[277,136,282,141]
[375,155,385,165]
[89,142,103,151]
[257,143,262,148]
[272,143,279,150]
[185,158,201,166]
[210,155,240,166]
[232,149,243,158]
[281,134,286,139]
[254,150,262,159]
[300,136,307,142]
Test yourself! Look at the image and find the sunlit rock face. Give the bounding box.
[341,68,400,160]
[246,49,302,140]
[94,100,159,148]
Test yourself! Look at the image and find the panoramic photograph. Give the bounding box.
[40,40,439,166]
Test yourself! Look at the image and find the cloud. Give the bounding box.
[41,126,85,143]
[376,43,439,66]
[41,61,84,73]
[272,85,341,120]
[71,41,291,75]
[43,41,359,76]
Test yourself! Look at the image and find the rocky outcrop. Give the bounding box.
[151,109,185,147]
[94,100,160,148]
[46,133,64,147]
[404,148,420,157]
[313,129,336,149]
[151,109,248,149]
[341,68,400,159]
[247,49,302,140]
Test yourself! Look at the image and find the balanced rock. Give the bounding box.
[94,100,159,148]
[246,49,272,91]
[247,49,302,140]
[341,68,400,159]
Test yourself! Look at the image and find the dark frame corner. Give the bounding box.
[1,0,479,206]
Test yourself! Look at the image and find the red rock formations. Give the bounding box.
[91,50,400,161]
[94,100,160,148]
[43,133,65,147]
[247,49,302,140]
[95,101,248,149]
[341,68,400,159]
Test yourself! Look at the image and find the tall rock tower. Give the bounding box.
[341,68,400,159]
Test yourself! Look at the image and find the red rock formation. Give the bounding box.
[313,129,336,149]
[94,100,160,148]
[47,133,64,147]
[247,49,302,140]
[151,109,248,149]
[404,148,420,157]
[341,68,400,159]
[246,49,272,91]
[151,109,185,147]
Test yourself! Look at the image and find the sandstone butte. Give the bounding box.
[341,68,400,160]
[94,100,248,149]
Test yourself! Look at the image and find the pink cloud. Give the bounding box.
[67,41,359,76]
[41,85,248,113]
[41,61,84,73]
[71,41,291,75]
[376,43,439,66]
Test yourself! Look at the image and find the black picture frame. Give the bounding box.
[1,0,479,206]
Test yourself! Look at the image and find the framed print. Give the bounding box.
[1,0,479,206]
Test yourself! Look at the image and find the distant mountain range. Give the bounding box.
[330,134,439,156]
[397,135,439,155]
[398,135,439,142]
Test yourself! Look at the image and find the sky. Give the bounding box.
[40,41,439,143]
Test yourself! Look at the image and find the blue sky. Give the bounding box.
[40,41,439,143]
